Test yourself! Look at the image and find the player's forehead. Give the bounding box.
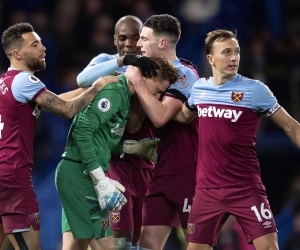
[116,20,141,36]
[213,38,239,51]
[22,32,41,45]
[140,27,155,39]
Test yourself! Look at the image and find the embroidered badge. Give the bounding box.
[187,223,195,234]
[98,98,111,112]
[27,74,41,84]
[231,91,244,103]
[102,218,109,230]
[111,211,120,223]
[34,212,40,224]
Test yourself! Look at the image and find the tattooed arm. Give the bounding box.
[58,87,87,100]
[36,75,119,119]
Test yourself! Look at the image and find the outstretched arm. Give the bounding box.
[37,75,119,118]
[77,54,159,87]
[57,87,87,100]
[77,58,121,87]
[269,107,300,148]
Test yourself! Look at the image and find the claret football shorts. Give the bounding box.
[186,187,277,246]
[0,179,40,233]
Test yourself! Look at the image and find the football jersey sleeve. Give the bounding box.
[251,81,278,113]
[11,72,46,103]
[187,79,199,110]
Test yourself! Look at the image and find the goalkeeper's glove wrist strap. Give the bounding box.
[89,167,105,182]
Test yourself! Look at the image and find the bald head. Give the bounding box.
[115,15,143,33]
[114,15,143,56]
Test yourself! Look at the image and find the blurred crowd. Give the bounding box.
[1,0,300,249]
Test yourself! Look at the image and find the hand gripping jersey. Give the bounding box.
[187,74,281,189]
[0,69,46,183]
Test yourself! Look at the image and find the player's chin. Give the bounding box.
[227,68,238,75]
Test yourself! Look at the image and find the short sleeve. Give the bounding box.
[251,81,278,113]
[11,72,46,102]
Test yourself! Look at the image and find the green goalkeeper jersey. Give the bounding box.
[61,74,131,172]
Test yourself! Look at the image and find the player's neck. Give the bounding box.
[213,74,235,86]
[213,70,236,86]
[10,61,33,74]
[163,50,177,63]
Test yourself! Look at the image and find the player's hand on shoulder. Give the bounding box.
[92,75,119,91]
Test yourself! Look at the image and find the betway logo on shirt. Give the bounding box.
[197,106,243,122]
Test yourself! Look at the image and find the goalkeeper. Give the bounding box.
[76,15,170,250]
[55,56,179,250]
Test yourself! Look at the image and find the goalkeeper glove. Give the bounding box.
[122,137,160,164]
[89,167,127,212]
[123,54,160,77]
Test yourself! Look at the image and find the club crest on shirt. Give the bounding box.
[187,223,195,234]
[34,212,40,224]
[98,98,111,112]
[231,91,244,103]
[179,74,188,86]
[27,74,41,84]
[172,74,189,90]
[110,211,120,223]
[102,218,109,230]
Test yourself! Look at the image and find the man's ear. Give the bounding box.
[159,38,167,49]
[113,35,117,46]
[12,50,21,60]
[207,54,214,66]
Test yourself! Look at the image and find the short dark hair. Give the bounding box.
[150,57,179,85]
[2,22,34,58]
[205,29,238,55]
[143,14,181,45]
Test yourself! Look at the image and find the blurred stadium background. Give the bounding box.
[1,0,300,249]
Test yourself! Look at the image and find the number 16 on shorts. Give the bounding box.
[251,203,272,222]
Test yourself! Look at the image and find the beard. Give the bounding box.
[23,53,46,72]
